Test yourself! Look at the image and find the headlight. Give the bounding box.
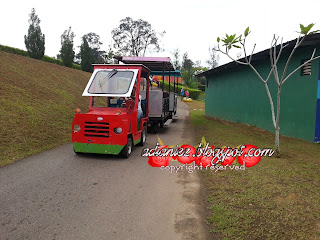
[74,125,81,132]
[114,127,123,134]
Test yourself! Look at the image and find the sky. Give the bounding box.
[1,0,320,67]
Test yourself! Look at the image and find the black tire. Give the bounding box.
[121,137,133,158]
[138,126,147,146]
[152,122,159,133]
[159,120,164,128]
[73,147,82,155]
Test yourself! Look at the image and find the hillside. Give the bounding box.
[0,51,92,166]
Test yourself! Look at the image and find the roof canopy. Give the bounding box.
[151,70,182,77]
[115,56,175,72]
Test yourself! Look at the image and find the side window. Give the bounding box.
[140,77,147,100]
[92,96,108,107]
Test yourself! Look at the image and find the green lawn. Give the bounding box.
[0,51,91,166]
[185,100,320,240]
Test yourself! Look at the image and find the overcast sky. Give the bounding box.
[1,0,320,67]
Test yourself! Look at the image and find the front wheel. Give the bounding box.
[73,147,82,155]
[121,137,133,158]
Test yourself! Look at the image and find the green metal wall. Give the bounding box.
[205,46,320,142]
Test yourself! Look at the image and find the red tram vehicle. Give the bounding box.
[72,57,180,157]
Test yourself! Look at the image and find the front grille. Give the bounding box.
[84,122,109,138]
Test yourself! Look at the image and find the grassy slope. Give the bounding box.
[0,51,91,166]
[185,100,320,240]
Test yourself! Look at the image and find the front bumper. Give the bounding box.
[73,142,124,155]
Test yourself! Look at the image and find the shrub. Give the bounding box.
[198,84,205,91]
[0,45,29,57]
[0,44,82,71]
[72,64,82,70]
[159,80,201,100]
[42,55,63,65]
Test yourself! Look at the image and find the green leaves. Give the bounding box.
[220,33,242,50]
[244,27,250,37]
[80,36,94,72]
[112,17,162,56]
[299,23,313,34]
[216,27,250,50]
[298,23,320,35]
[24,8,45,60]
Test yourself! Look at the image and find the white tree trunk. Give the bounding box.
[275,127,280,157]
[275,86,281,158]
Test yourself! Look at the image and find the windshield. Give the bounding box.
[88,70,134,94]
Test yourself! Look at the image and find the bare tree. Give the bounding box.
[206,46,219,69]
[99,45,117,64]
[214,24,320,157]
[172,48,181,70]
[112,17,165,56]
[82,32,103,62]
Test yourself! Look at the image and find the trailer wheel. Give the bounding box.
[152,122,159,133]
[138,126,147,146]
[121,137,133,158]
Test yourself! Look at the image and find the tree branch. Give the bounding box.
[264,82,277,128]
[282,54,320,84]
[267,37,284,84]
[280,35,305,83]
[272,36,281,86]
[249,43,256,63]
[216,44,266,83]
[216,44,248,65]
[242,38,249,63]
[247,63,266,83]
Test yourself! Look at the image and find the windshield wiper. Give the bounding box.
[98,68,118,91]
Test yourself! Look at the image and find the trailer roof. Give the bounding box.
[93,63,151,72]
[151,70,182,77]
[114,56,175,72]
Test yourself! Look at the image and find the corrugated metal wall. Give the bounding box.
[314,60,320,142]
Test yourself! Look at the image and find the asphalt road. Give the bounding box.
[0,100,211,240]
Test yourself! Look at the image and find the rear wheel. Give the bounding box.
[138,126,147,146]
[121,137,133,158]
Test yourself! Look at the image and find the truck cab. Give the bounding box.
[72,64,150,158]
